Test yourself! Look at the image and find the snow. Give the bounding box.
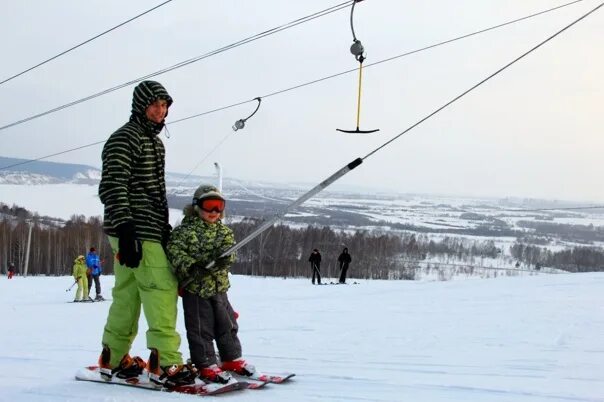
[2,273,604,402]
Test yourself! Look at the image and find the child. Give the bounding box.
[72,255,90,302]
[167,184,255,384]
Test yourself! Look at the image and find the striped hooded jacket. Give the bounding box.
[99,81,173,242]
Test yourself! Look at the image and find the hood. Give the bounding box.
[130,81,173,135]
[131,80,173,116]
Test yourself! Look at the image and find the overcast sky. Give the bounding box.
[0,0,602,202]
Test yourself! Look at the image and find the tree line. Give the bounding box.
[510,243,604,272]
[1,202,602,278]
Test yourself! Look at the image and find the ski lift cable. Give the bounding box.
[230,180,290,203]
[0,140,107,171]
[174,133,235,188]
[0,0,175,87]
[0,0,591,171]
[190,1,603,276]
[0,1,353,133]
[169,0,589,125]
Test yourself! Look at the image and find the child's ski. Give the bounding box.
[228,370,295,384]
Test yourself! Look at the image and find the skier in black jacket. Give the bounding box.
[308,249,322,285]
[337,247,352,284]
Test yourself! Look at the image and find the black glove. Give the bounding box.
[214,256,231,270]
[162,223,172,250]
[116,222,142,268]
[192,256,230,273]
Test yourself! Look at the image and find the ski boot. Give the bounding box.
[98,346,146,381]
[147,349,197,388]
[95,294,105,301]
[221,358,256,377]
[198,364,233,384]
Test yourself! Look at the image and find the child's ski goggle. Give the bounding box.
[196,197,226,213]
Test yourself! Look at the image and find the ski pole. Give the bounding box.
[65,278,78,292]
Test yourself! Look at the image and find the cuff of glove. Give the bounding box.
[115,221,137,238]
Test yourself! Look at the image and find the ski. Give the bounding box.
[75,366,248,396]
[69,299,110,303]
[231,375,270,389]
[228,373,271,388]
[228,370,295,384]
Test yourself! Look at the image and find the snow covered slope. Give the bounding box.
[1,273,603,401]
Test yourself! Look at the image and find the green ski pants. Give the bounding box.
[102,236,183,367]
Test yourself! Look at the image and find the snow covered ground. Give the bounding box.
[2,273,604,402]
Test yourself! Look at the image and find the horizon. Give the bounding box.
[1,155,603,205]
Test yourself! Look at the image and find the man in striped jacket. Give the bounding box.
[97,80,196,388]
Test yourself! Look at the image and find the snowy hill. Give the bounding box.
[0,157,99,184]
[2,273,603,402]
[2,157,603,276]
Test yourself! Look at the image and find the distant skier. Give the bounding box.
[167,184,256,384]
[337,247,352,284]
[85,247,104,301]
[308,249,322,285]
[72,255,91,302]
[7,262,16,279]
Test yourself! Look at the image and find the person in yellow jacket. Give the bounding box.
[72,255,91,302]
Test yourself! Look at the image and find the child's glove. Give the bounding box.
[214,256,231,270]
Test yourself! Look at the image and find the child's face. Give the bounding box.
[200,209,221,224]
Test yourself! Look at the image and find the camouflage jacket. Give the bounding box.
[167,215,236,298]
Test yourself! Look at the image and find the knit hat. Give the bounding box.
[192,184,225,206]
[90,247,96,252]
[76,255,85,262]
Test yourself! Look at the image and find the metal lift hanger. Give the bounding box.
[233,97,262,131]
[337,0,379,134]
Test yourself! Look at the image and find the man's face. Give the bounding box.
[145,99,169,124]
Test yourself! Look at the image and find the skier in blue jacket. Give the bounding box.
[86,247,104,301]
